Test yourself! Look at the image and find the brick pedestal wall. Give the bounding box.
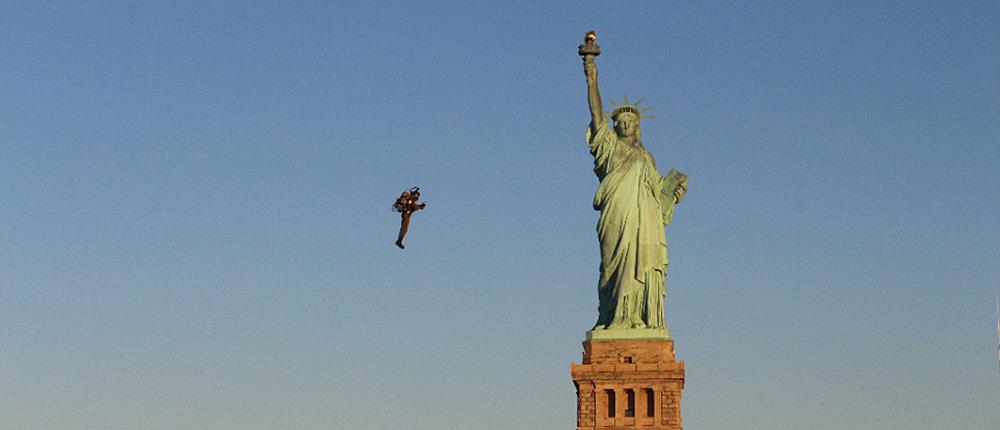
[571,339,684,430]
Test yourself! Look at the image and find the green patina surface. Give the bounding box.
[579,33,688,339]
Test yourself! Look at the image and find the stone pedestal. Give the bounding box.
[571,338,684,430]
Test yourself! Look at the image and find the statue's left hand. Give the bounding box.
[673,183,687,203]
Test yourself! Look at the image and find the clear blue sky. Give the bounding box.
[2,1,998,429]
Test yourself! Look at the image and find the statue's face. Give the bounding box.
[614,113,639,139]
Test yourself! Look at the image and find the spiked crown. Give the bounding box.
[610,94,654,122]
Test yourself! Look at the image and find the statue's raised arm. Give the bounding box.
[579,31,605,133]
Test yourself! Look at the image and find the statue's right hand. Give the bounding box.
[584,60,597,80]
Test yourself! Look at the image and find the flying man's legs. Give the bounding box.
[395,212,412,249]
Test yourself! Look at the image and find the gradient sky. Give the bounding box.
[2,1,999,429]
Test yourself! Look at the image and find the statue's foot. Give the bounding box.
[592,324,606,330]
[631,322,647,329]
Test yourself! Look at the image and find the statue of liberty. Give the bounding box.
[579,32,688,338]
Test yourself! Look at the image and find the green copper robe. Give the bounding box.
[587,123,677,330]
